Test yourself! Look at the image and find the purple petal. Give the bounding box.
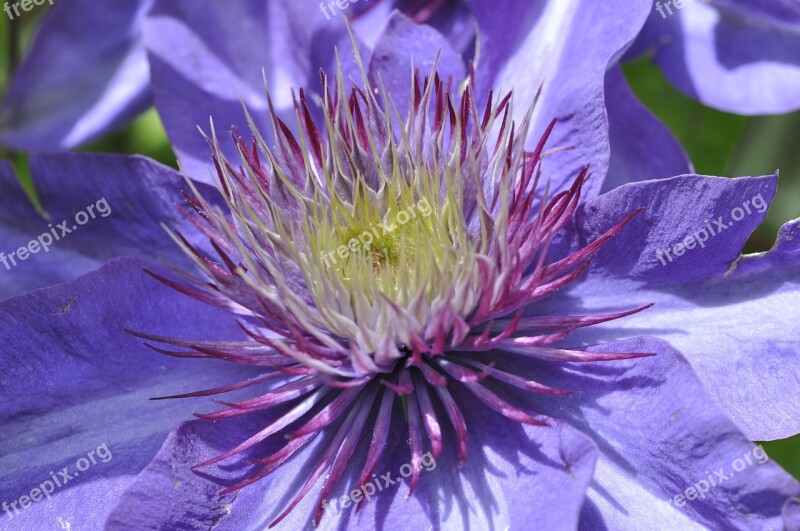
[540,176,800,439]
[143,0,361,182]
[106,389,597,529]
[0,0,154,150]
[349,1,395,47]
[576,173,775,284]
[104,416,319,530]
[470,0,651,198]
[351,408,596,529]
[0,154,219,299]
[602,65,692,192]
[405,0,476,59]
[785,497,800,529]
[630,0,800,114]
[0,258,257,529]
[368,11,466,121]
[511,337,800,528]
[351,0,476,57]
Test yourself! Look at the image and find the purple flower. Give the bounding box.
[1,2,799,530]
[126,56,654,527]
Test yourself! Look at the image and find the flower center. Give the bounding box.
[328,200,427,276]
[302,175,478,312]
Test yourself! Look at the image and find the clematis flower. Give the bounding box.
[4,42,800,531]
[1,3,799,530]
[129,53,658,527]
[117,49,800,528]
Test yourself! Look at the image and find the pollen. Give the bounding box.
[304,174,474,309]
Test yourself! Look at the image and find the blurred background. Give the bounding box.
[1,11,798,479]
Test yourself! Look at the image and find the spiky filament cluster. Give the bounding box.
[133,48,652,527]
